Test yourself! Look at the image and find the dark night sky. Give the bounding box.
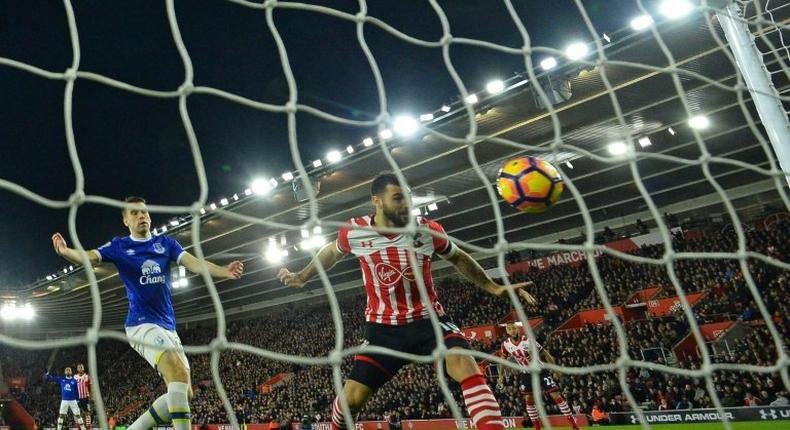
[0,0,640,288]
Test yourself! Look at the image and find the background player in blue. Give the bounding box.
[50,196,244,430]
[46,367,85,430]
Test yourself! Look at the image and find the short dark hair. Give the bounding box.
[371,172,401,196]
[122,196,146,215]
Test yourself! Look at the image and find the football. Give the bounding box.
[496,156,565,213]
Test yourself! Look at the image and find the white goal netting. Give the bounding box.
[1,1,789,430]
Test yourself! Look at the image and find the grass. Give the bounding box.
[509,423,787,430]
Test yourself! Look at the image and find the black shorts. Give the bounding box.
[518,370,559,395]
[349,316,470,389]
[78,398,90,411]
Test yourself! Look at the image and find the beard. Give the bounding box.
[382,205,409,227]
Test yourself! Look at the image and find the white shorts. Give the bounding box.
[125,323,189,370]
[59,400,81,415]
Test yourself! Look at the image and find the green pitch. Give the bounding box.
[511,423,788,430]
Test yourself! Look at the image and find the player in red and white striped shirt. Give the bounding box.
[278,173,537,430]
[497,322,578,430]
[74,364,91,430]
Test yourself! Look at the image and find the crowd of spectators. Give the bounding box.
[2,220,786,427]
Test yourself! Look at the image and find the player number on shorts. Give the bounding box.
[439,321,462,333]
[543,376,556,386]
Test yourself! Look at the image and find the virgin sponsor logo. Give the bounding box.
[375,262,415,285]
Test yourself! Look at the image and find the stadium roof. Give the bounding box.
[6,6,788,334]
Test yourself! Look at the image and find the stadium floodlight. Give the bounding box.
[668,127,677,135]
[46,275,53,281]
[327,150,342,163]
[565,42,589,60]
[312,159,323,168]
[688,115,710,129]
[411,208,422,216]
[540,57,558,70]
[251,178,272,195]
[243,188,252,196]
[68,265,74,271]
[160,225,168,233]
[179,266,186,277]
[565,161,574,169]
[464,94,479,104]
[660,0,692,19]
[269,178,278,187]
[379,129,394,139]
[607,141,629,156]
[233,193,239,201]
[282,171,294,181]
[169,220,179,227]
[630,14,654,31]
[313,226,322,235]
[346,145,355,154]
[265,244,284,263]
[21,303,34,321]
[638,136,653,147]
[486,79,505,94]
[440,105,451,112]
[200,208,206,215]
[420,113,434,122]
[393,116,419,136]
[209,203,217,210]
[427,202,438,211]
[300,235,326,250]
[220,198,229,206]
[63,268,68,274]
[1,303,17,321]
[602,33,611,43]
[362,137,374,147]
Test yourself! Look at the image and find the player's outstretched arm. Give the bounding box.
[52,233,101,267]
[442,247,537,305]
[277,240,346,288]
[179,252,243,280]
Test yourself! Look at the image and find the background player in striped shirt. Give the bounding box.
[46,367,85,430]
[278,173,537,430]
[497,321,578,430]
[74,364,91,430]
[51,196,243,430]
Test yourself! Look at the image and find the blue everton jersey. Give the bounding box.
[48,374,79,401]
[97,234,186,330]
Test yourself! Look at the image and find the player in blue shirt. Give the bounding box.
[47,367,85,430]
[51,196,243,430]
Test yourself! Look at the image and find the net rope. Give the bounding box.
[0,1,788,429]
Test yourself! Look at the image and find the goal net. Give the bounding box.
[0,1,788,430]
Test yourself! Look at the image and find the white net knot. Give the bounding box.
[328,349,344,366]
[432,343,448,362]
[698,153,712,164]
[354,12,367,24]
[263,0,277,9]
[178,82,194,96]
[440,35,453,46]
[285,101,298,114]
[63,67,77,82]
[191,201,204,215]
[69,190,86,206]
[85,327,99,346]
[376,112,390,126]
[493,239,509,256]
[464,132,476,145]
[210,335,228,352]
